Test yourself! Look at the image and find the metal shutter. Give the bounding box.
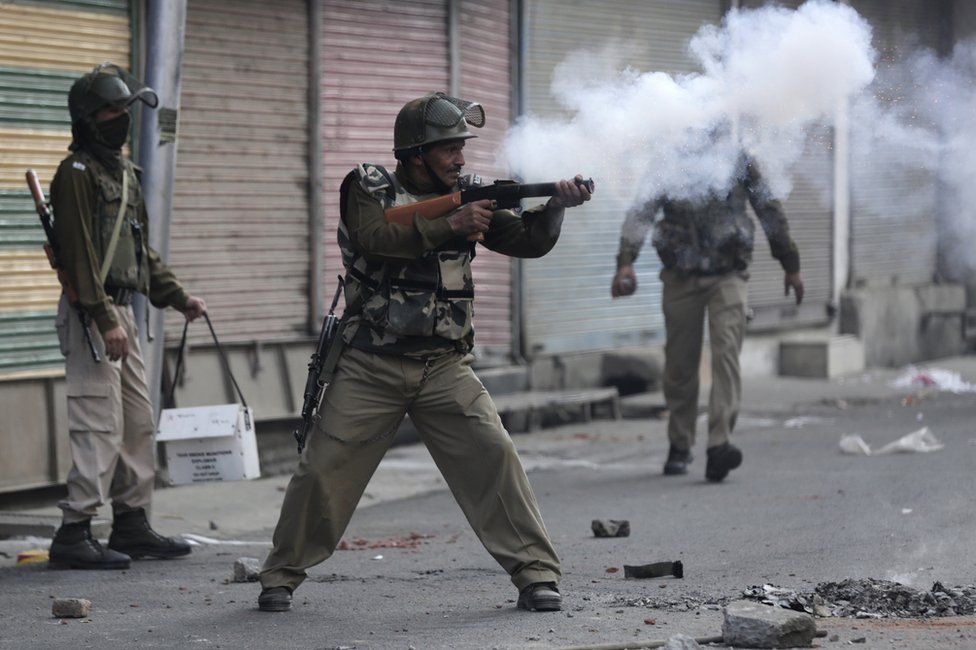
[0,0,130,374]
[742,0,832,329]
[521,0,723,356]
[459,0,513,358]
[168,0,310,344]
[321,0,450,313]
[848,0,944,287]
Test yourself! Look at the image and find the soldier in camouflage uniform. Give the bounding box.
[47,64,206,570]
[258,92,591,613]
[611,154,804,482]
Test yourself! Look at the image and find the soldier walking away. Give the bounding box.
[611,153,804,482]
[258,92,591,613]
[47,63,207,570]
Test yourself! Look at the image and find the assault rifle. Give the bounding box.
[294,279,346,453]
[25,169,101,363]
[384,177,595,241]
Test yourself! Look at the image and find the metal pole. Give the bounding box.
[308,0,324,329]
[136,0,188,417]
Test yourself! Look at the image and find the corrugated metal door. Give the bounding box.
[742,0,832,330]
[321,0,449,321]
[459,0,513,357]
[522,0,723,356]
[322,0,513,356]
[0,0,131,374]
[168,0,309,344]
[848,0,943,287]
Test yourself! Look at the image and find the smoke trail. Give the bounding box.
[498,0,876,207]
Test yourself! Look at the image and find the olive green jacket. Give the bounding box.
[50,149,188,334]
[617,156,800,276]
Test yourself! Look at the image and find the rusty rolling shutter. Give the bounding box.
[459,0,513,358]
[848,0,943,288]
[0,0,130,374]
[320,1,449,307]
[168,0,309,344]
[742,0,832,330]
[521,0,723,356]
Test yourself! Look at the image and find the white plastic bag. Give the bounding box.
[839,427,943,456]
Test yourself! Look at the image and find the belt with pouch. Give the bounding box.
[105,286,135,306]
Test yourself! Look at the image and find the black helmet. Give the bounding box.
[68,62,158,124]
[393,92,485,159]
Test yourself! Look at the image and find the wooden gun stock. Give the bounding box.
[383,192,484,242]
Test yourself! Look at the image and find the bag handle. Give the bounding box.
[165,313,249,412]
[99,169,130,286]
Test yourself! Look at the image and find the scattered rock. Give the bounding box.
[723,600,817,648]
[52,598,91,618]
[232,557,261,583]
[664,634,702,650]
[591,519,630,538]
[851,637,866,644]
[209,520,219,530]
[829,634,840,642]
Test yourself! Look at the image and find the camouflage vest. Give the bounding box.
[652,183,756,275]
[338,163,475,346]
[76,150,147,290]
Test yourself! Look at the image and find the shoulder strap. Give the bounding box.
[99,167,130,285]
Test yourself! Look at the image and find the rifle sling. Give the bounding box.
[319,293,363,385]
[99,169,130,286]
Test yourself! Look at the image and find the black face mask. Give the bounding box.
[95,111,130,149]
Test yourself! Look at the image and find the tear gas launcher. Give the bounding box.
[25,169,101,363]
[384,177,595,241]
[294,279,345,454]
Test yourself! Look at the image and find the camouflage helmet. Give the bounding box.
[68,62,158,124]
[393,92,485,158]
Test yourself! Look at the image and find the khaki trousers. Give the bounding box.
[260,346,561,592]
[56,295,156,523]
[661,269,748,451]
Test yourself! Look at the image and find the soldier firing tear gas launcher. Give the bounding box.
[384,177,595,241]
[25,169,101,362]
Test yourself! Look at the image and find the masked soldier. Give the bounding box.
[612,153,804,482]
[258,92,591,613]
[48,63,207,569]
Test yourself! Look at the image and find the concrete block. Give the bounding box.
[52,598,91,618]
[920,314,965,359]
[840,288,921,367]
[232,557,261,583]
[591,519,630,537]
[723,600,816,648]
[475,365,529,396]
[664,634,702,650]
[600,350,663,395]
[915,284,966,314]
[779,336,865,378]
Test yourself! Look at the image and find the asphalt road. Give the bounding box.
[1,388,975,649]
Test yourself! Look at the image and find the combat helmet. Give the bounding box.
[68,62,158,124]
[393,92,485,159]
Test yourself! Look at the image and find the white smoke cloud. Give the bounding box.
[499,0,876,205]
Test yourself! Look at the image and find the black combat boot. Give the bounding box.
[517,582,562,612]
[663,445,693,475]
[705,441,743,482]
[49,519,131,570]
[108,508,192,559]
[258,586,293,612]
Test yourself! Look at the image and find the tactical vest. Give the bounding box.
[77,150,147,291]
[338,163,475,343]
